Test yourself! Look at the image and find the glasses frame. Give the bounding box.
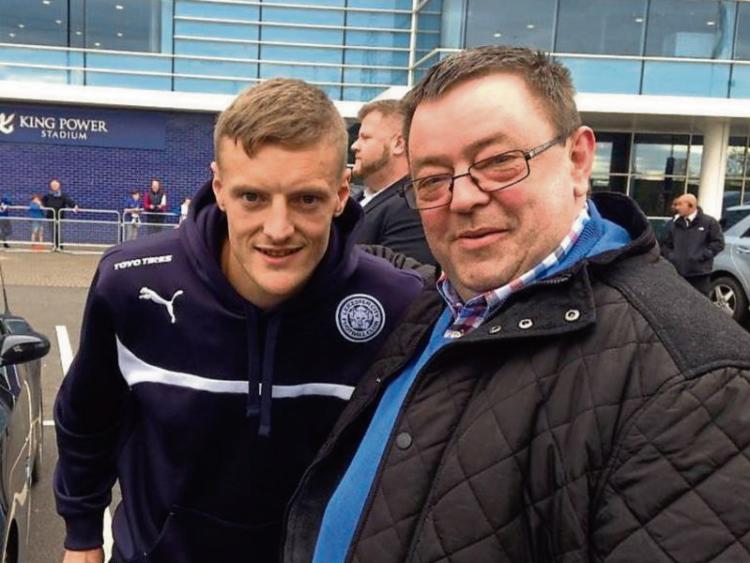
[400,135,566,210]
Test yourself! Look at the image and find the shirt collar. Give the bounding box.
[437,202,591,338]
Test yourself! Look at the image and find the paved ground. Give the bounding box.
[2,251,101,562]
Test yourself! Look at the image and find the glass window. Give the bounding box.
[591,175,627,194]
[86,0,162,52]
[465,0,556,50]
[631,177,685,216]
[688,136,703,178]
[593,132,631,176]
[556,0,647,55]
[349,0,410,9]
[641,62,730,97]
[729,64,750,98]
[726,137,747,177]
[345,30,410,48]
[645,0,736,59]
[262,6,344,26]
[723,179,744,215]
[175,39,260,61]
[735,3,750,60]
[175,1,259,20]
[262,25,344,45]
[632,134,690,177]
[560,58,641,95]
[262,45,342,65]
[344,49,409,67]
[0,0,68,46]
[347,12,412,30]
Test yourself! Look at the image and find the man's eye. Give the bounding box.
[242,193,259,203]
[300,194,320,205]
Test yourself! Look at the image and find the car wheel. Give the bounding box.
[710,276,749,324]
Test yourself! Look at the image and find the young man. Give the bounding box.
[351,100,433,264]
[284,46,750,562]
[143,179,167,236]
[54,78,424,563]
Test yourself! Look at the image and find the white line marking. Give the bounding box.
[55,325,74,375]
[42,420,55,427]
[103,507,113,560]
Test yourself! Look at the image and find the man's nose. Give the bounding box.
[263,202,294,241]
[449,173,491,212]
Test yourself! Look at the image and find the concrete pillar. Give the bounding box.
[698,119,730,219]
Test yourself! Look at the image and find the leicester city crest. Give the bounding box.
[336,293,386,343]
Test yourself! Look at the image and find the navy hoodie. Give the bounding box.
[54,181,424,562]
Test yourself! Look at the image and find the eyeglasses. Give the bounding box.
[400,135,566,210]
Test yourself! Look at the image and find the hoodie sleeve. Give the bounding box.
[54,266,130,550]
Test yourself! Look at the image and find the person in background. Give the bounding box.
[661,193,724,295]
[143,178,167,235]
[283,45,750,563]
[42,178,78,249]
[351,100,433,264]
[0,194,12,248]
[179,196,191,224]
[54,78,424,563]
[28,194,45,245]
[123,190,142,242]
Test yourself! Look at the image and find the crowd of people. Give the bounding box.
[0,178,193,247]
[50,46,750,563]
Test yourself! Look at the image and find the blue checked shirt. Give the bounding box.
[437,203,591,338]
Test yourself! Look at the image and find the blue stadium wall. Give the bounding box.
[0,103,216,214]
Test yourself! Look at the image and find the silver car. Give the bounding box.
[710,212,750,324]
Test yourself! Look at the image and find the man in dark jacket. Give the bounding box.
[54,79,423,563]
[42,178,78,249]
[661,193,724,295]
[351,100,433,264]
[284,46,750,563]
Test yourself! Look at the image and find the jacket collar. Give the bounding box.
[361,176,409,214]
[398,192,656,348]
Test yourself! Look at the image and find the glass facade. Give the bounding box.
[0,0,413,100]
[4,0,750,103]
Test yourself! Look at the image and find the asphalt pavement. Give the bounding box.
[2,250,98,563]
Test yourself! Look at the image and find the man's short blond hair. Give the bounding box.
[214,78,348,173]
[357,99,406,124]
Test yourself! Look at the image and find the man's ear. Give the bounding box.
[335,168,351,216]
[210,161,225,212]
[568,126,596,198]
[392,133,406,157]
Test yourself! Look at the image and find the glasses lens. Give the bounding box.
[472,151,527,189]
[411,175,452,208]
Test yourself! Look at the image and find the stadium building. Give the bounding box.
[0,0,749,222]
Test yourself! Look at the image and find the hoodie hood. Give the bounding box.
[181,180,367,436]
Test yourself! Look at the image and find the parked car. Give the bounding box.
[720,203,750,231]
[0,310,49,563]
[710,212,750,324]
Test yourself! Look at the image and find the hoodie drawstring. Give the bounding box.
[245,306,261,420]
[258,319,280,437]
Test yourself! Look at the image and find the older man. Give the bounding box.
[284,46,750,562]
[661,193,724,295]
[54,79,423,563]
[351,99,433,263]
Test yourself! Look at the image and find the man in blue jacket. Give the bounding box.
[54,78,424,563]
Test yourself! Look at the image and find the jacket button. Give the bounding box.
[396,432,412,449]
[518,318,533,329]
[565,309,581,322]
[488,324,502,334]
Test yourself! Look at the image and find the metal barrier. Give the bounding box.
[59,208,122,254]
[0,205,56,252]
[0,205,184,254]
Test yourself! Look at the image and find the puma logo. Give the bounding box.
[139,287,184,324]
[0,113,15,135]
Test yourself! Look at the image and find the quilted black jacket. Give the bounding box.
[284,192,750,563]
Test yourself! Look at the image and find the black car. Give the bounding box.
[0,312,49,562]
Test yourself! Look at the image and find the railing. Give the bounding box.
[0,205,180,254]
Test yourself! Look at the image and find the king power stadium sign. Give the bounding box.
[0,104,167,150]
